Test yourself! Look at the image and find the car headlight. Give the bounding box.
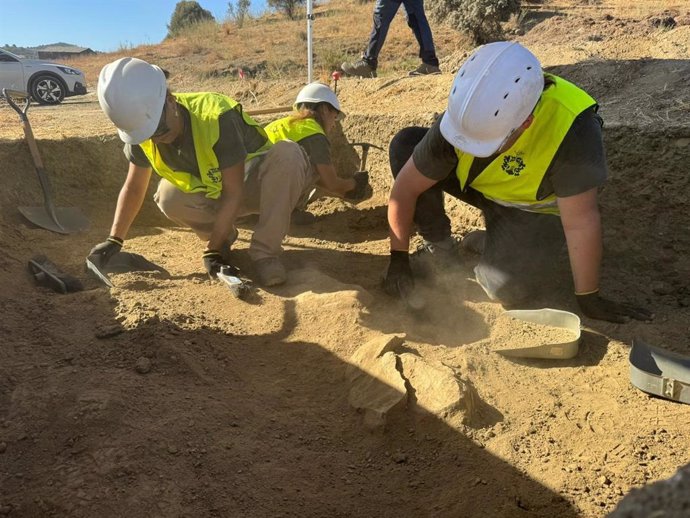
[56,66,81,75]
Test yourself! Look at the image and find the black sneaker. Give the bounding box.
[341,59,377,78]
[409,63,441,76]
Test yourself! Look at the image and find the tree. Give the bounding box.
[268,0,305,21]
[167,1,216,38]
[227,0,252,28]
[428,0,521,44]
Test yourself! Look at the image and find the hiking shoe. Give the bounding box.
[291,209,317,225]
[254,257,287,287]
[460,230,486,255]
[409,63,441,76]
[341,59,377,78]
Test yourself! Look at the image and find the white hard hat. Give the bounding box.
[295,82,341,112]
[439,42,543,157]
[97,57,167,144]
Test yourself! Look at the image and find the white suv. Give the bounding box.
[0,48,87,105]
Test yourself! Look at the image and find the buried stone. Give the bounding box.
[347,334,474,429]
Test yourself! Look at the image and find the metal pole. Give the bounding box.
[306,0,314,83]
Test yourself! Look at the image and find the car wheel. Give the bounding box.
[30,74,65,105]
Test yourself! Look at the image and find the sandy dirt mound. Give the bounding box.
[1,2,690,517]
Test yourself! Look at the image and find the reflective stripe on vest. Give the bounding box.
[454,74,597,215]
[264,116,325,144]
[140,92,271,200]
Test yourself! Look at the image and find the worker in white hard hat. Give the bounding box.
[264,82,372,222]
[383,41,651,323]
[88,57,316,287]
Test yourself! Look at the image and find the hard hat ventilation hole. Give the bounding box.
[527,66,532,70]
[470,55,476,61]
[452,86,457,95]
[460,70,465,77]
[494,110,500,117]
[503,93,509,99]
[515,77,521,83]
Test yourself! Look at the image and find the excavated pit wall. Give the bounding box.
[1,120,688,303]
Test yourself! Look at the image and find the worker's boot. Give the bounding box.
[291,209,317,225]
[254,257,287,287]
[409,63,441,76]
[341,59,377,78]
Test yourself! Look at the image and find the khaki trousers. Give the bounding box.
[154,140,314,261]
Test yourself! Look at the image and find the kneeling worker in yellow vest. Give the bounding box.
[264,83,372,212]
[383,42,651,323]
[88,57,316,287]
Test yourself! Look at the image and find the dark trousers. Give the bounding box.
[363,0,438,68]
[389,127,570,306]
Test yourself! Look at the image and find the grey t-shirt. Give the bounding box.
[298,133,332,166]
[124,106,267,176]
[412,107,608,199]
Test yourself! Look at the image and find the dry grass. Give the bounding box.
[62,0,467,90]
[61,0,687,92]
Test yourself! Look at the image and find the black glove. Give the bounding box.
[202,249,239,279]
[382,250,415,298]
[88,236,123,267]
[344,171,372,201]
[576,291,653,323]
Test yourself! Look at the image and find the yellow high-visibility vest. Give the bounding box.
[140,92,271,199]
[264,116,325,144]
[454,74,597,215]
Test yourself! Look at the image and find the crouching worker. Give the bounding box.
[88,57,315,287]
[383,42,651,323]
[264,82,372,215]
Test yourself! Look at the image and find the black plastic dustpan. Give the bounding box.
[3,89,89,234]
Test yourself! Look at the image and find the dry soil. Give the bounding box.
[0,2,689,517]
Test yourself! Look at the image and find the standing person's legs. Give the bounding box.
[472,199,568,306]
[389,126,459,243]
[154,179,237,245]
[401,0,438,66]
[242,140,314,263]
[363,0,402,68]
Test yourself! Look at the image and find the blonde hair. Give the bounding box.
[289,102,328,130]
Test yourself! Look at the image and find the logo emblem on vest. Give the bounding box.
[501,155,526,177]
[207,168,221,183]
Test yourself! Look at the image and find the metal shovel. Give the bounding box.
[3,89,89,234]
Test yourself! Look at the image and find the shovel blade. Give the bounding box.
[19,206,90,234]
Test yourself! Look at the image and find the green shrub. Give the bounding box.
[267,0,305,20]
[167,1,216,38]
[227,0,252,28]
[428,0,521,44]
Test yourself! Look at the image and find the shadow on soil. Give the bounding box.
[0,262,580,516]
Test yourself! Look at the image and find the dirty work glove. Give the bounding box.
[382,250,415,298]
[202,249,239,280]
[344,171,372,201]
[576,290,653,323]
[88,236,123,267]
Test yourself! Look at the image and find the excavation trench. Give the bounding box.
[0,117,688,517]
